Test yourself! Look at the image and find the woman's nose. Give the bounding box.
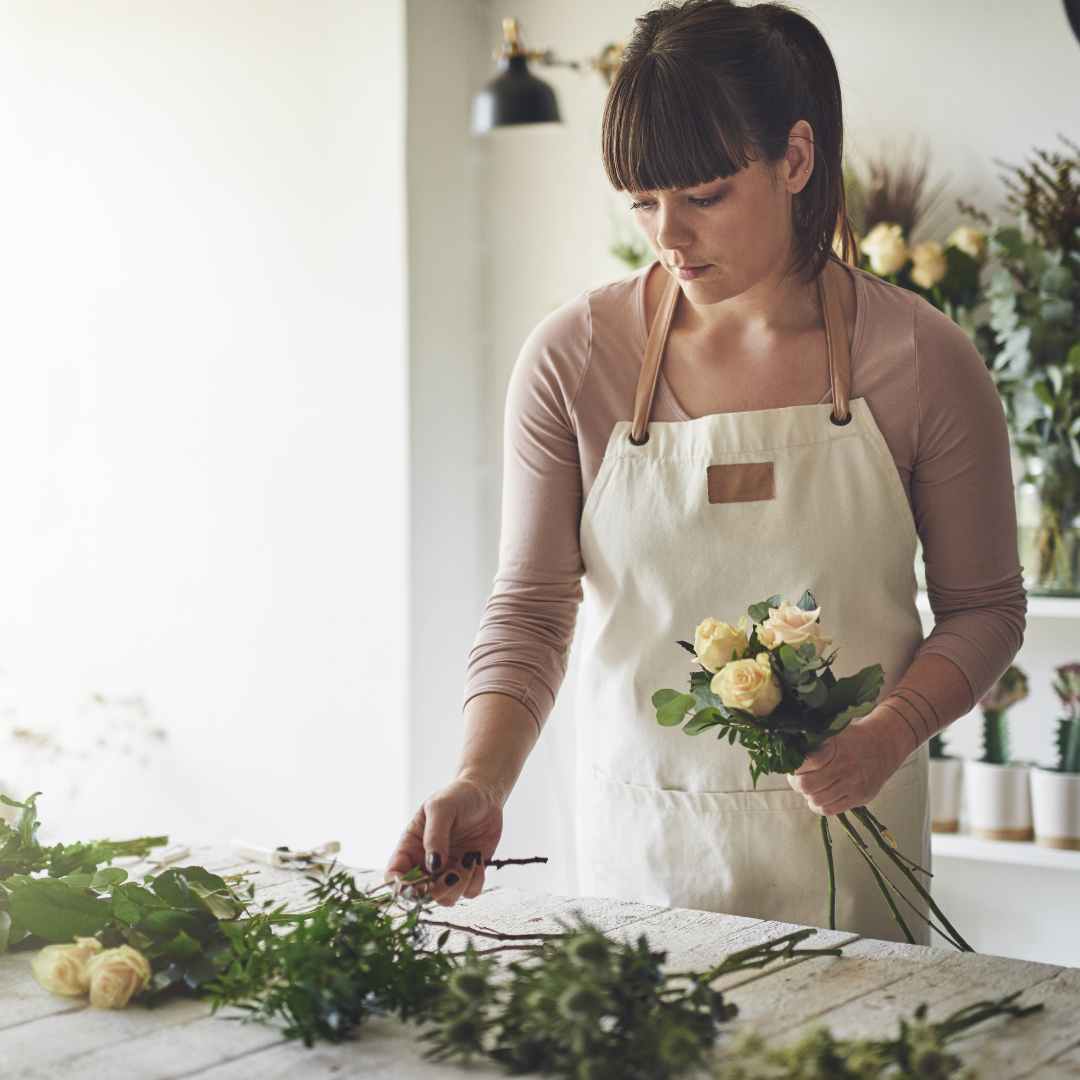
[653,206,693,252]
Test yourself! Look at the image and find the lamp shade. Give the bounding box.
[471,54,560,134]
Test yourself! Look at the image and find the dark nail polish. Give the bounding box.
[445,872,459,885]
[463,851,478,868]
[427,851,441,873]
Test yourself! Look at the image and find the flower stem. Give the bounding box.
[836,813,961,948]
[852,806,973,952]
[820,815,836,930]
[835,812,915,944]
[858,805,932,877]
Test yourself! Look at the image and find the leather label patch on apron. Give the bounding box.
[706,461,775,504]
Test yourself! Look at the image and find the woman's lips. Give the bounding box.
[674,264,710,280]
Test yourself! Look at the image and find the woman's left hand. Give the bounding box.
[786,711,908,815]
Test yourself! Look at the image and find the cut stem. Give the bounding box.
[852,806,973,952]
[820,814,836,930]
[835,812,915,944]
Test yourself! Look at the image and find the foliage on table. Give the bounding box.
[420,922,840,1080]
[0,791,167,955]
[6,789,1045,1078]
[710,992,1043,1080]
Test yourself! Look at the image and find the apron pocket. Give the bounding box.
[577,757,929,945]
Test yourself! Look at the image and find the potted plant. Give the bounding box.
[959,136,1080,594]
[1031,662,1080,849]
[964,665,1033,841]
[928,732,963,833]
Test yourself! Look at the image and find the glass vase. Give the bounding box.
[1018,446,1080,596]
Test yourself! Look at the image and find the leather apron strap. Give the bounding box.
[629,257,853,444]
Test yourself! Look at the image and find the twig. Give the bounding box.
[417,918,566,942]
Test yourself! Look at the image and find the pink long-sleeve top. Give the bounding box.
[462,259,1027,737]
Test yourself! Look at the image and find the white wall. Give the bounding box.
[0,0,410,871]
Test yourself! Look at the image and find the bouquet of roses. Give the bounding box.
[650,590,972,951]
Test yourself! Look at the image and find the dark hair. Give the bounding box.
[601,0,856,285]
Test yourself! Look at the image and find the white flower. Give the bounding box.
[756,600,831,655]
[711,653,782,717]
[859,222,909,275]
[31,936,104,996]
[946,225,987,262]
[910,241,948,289]
[693,616,750,673]
[85,945,152,1008]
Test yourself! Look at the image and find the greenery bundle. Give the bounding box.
[3,789,1046,1077]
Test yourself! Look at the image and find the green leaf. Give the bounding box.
[140,908,203,936]
[187,882,243,921]
[798,680,828,709]
[683,708,721,735]
[161,929,203,960]
[8,879,111,942]
[656,692,695,727]
[147,867,230,912]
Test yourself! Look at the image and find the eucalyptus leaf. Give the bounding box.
[684,708,722,735]
[656,692,695,727]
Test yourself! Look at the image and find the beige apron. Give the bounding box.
[573,257,931,945]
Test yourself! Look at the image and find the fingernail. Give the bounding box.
[463,851,480,868]
[445,872,459,885]
[426,851,441,873]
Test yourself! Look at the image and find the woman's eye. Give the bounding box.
[629,195,722,211]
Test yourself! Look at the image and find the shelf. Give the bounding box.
[916,590,1080,620]
[931,830,1080,871]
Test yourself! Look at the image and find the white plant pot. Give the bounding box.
[1030,767,1080,850]
[964,759,1033,841]
[928,757,963,832]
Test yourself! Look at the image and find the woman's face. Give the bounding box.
[624,124,813,306]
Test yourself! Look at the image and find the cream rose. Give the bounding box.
[910,241,947,289]
[31,936,104,996]
[711,652,782,717]
[693,615,750,673]
[946,225,987,262]
[756,600,831,655]
[859,222,909,276]
[85,945,152,1009]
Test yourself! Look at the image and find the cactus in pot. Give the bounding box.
[978,665,1028,764]
[1051,663,1080,775]
[966,665,1033,841]
[1031,663,1080,849]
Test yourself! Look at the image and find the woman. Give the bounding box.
[384,0,1025,944]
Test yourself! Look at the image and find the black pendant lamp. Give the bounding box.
[471,18,624,136]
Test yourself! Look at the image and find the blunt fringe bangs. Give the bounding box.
[601,0,856,284]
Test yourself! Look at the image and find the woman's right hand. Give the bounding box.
[383,776,504,906]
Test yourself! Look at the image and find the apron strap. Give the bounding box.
[629,257,853,445]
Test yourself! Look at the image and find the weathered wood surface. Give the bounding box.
[2,842,1077,1078]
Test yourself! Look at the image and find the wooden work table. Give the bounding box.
[2,843,1078,1078]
